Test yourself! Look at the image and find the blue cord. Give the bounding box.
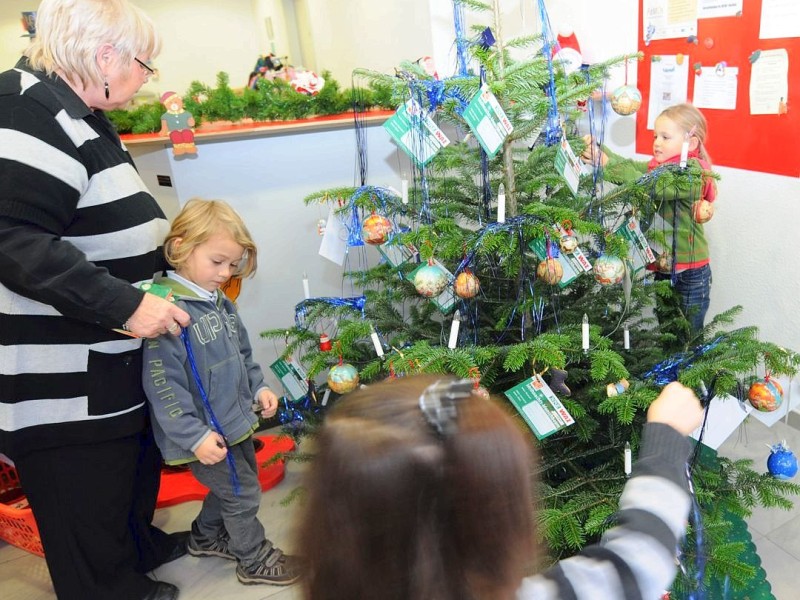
[180,328,241,496]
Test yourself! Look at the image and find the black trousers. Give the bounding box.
[14,428,172,600]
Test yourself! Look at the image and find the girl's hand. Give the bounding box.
[580,134,608,167]
[194,431,228,465]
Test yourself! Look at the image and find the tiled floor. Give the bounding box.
[3,417,800,600]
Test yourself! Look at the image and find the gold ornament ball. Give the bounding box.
[693,199,714,224]
[537,258,563,285]
[361,213,393,245]
[454,271,481,299]
[610,85,642,116]
[327,363,360,394]
[559,234,578,253]
[655,253,672,273]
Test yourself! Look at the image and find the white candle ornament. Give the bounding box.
[370,325,384,357]
[581,313,590,352]
[302,274,310,299]
[624,441,632,477]
[401,178,409,205]
[497,183,506,224]
[448,310,461,349]
[624,326,630,350]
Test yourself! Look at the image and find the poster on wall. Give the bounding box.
[698,0,742,19]
[646,55,690,128]
[643,0,698,42]
[693,64,738,110]
[749,49,789,115]
[759,0,800,39]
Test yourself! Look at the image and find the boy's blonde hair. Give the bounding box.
[164,199,257,278]
[25,0,160,90]
[658,103,712,164]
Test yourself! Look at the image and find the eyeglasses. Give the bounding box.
[134,57,155,79]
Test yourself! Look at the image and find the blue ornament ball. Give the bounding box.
[767,442,798,480]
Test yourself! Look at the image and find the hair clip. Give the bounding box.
[419,378,474,437]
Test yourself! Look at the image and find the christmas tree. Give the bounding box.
[262,1,800,596]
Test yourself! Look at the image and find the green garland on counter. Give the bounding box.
[108,71,398,134]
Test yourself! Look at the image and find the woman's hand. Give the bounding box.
[124,293,190,338]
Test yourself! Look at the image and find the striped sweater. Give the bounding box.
[0,58,170,458]
[518,423,692,599]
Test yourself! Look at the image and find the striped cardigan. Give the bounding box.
[518,423,692,599]
[0,59,170,458]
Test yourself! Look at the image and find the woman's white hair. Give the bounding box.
[24,0,160,89]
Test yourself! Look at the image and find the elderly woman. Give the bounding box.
[0,1,191,599]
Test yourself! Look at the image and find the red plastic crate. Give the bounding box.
[0,434,294,557]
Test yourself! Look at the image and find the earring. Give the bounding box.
[104,80,109,100]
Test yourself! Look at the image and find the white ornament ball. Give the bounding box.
[593,255,625,286]
[413,263,449,298]
[610,85,642,116]
[559,234,578,253]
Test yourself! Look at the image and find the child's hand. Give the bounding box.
[256,388,279,419]
[194,431,228,465]
[647,382,704,435]
[580,134,608,167]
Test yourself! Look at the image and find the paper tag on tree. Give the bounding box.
[383,99,450,166]
[554,139,585,196]
[462,84,514,158]
[616,214,655,273]
[269,358,309,402]
[504,374,575,439]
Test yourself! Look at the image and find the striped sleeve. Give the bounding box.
[517,423,692,600]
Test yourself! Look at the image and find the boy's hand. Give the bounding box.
[256,388,279,419]
[647,382,704,435]
[194,431,228,465]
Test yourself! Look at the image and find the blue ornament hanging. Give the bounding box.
[767,442,798,480]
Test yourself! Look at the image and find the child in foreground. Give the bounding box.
[298,376,703,599]
[582,103,718,334]
[142,198,301,586]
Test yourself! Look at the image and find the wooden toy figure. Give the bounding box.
[160,91,197,156]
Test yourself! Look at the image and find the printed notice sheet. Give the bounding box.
[750,49,789,115]
[643,0,698,42]
[693,65,738,110]
[760,0,800,40]
[698,0,742,19]
[647,55,690,129]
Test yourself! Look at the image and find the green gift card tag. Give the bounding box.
[554,139,585,196]
[462,84,513,158]
[269,358,309,402]
[504,375,575,439]
[383,99,450,166]
[615,214,655,273]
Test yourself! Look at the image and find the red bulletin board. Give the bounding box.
[636,0,799,177]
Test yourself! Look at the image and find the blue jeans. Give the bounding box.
[655,264,712,332]
[188,437,267,567]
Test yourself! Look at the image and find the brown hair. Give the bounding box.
[164,198,257,278]
[298,375,537,600]
[658,103,712,164]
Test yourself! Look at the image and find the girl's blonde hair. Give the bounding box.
[164,199,257,278]
[24,0,160,90]
[659,103,712,164]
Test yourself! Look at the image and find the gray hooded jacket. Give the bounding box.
[142,277,268,464]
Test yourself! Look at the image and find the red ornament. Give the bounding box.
[319,333,332,352]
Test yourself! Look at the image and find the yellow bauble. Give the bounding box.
[361,213,393,245]
[537,258,563,285]
[693,200,714,224]
[454,271,480,299]
[610,85,642,116]
[327,363,360,394]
